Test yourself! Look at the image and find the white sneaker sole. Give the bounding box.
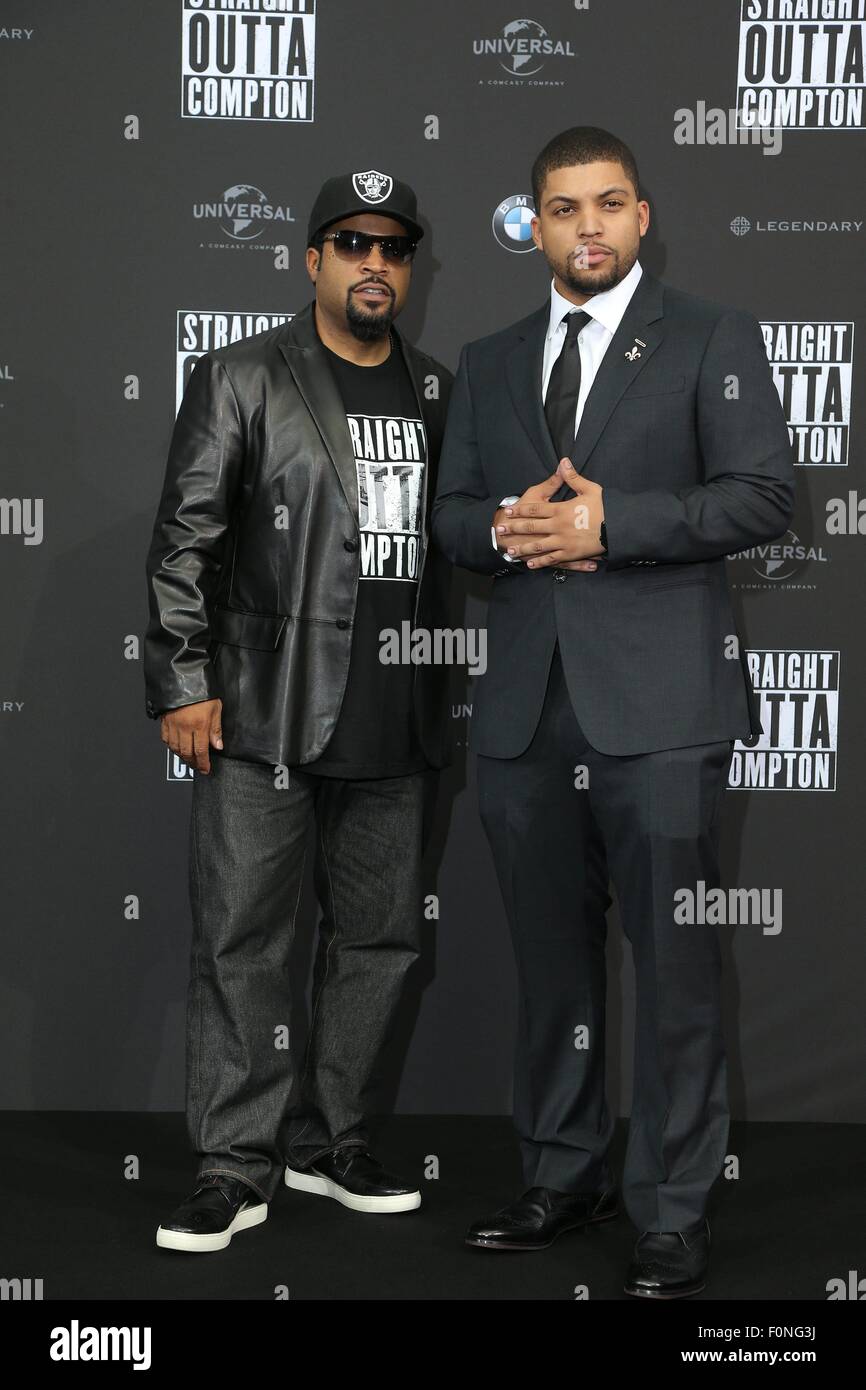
[284,1165,421,1212]
[156,1199,268,1252]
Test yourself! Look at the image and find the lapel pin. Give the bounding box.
[624,337,646,362]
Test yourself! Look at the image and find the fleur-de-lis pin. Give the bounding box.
[624,336,647,362]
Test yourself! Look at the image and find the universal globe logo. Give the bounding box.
[729,530,828,584]
[493,195,537,253]
[192,184,296,242]
[498,19,546,76]
[473,18,576,83]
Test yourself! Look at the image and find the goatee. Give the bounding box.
[346,297,394,342]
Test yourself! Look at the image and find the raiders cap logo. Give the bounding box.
[352,170,394,203]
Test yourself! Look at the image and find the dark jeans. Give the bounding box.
[186,751,433,1203]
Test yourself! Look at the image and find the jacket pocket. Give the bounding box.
[209,605,288,650]
[632,573,712,593]
[620,373,686,400]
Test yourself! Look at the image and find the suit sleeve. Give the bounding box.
[601,309,795,568]
[431,343,516,576]
[143,354,244,719]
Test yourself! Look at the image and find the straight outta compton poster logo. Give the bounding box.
[736,1,866,130]
[182,0,316,122]
[349,414,426,582]
[175,310,293,410]
[762,319,854,465]
[730,649,840,790]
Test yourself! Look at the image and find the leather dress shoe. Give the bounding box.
[284,1146,421,1212]
[465,1185,619,1250]
[156,1173,268,1252]
[624,1217,710,1298]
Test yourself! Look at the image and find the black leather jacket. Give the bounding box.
[143,302,455,769]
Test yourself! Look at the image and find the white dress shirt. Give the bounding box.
[491,257,644,555]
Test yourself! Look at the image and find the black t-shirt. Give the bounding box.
[299,335,429,779]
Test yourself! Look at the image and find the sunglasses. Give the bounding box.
[316,229,417,265]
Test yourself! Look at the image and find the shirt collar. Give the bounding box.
[547,258,643,340]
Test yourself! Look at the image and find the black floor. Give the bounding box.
[3,1113,864,1301]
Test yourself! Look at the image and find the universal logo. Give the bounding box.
[193,185,296,242]
[727,530,829,587]
[473,18,576,86]
[493,195,537,252]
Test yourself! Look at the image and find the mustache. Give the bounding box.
[350,279,395,295]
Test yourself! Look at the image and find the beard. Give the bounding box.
[345,290,395,341]
[552,244,637,297]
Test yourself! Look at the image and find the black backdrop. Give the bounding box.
[2,1,864,1126]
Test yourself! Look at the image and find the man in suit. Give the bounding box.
[144,169,454,1251]
[432,126,794,1297]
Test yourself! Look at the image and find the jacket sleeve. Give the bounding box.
[601,309,796,568]
[143,353,244,719]
[431,343,516,577]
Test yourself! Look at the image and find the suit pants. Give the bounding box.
[476,640,734,1232]
[186,750,434,1203]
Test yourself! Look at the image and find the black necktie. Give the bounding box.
[544,309,591,461]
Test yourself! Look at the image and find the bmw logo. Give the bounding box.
[492,195,537,252]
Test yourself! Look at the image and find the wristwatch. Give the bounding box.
[599,519,608,554]
[492,495,524,563]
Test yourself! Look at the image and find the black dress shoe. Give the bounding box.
[465,1185,619,1250]
[623,1218,710,1298]
[156,1173,268,1252]
[284,1147,421,1212]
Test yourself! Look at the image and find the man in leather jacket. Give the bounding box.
[144,170,454,1251]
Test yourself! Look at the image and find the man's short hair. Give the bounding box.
[531,126,641,211]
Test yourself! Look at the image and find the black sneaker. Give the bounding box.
[156,1173,268,1252]
[284,1147,421,1213]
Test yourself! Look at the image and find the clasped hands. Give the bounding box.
[493,458,605,570]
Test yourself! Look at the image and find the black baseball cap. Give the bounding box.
[307,169,424,247]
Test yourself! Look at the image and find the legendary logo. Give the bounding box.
[352,170,394,204]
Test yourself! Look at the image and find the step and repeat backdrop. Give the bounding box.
[2,2,864,1121]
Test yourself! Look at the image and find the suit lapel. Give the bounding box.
[278,302,360,525]
[504,270,667,490]
[504,303,558,481]
[569,268,665,476]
